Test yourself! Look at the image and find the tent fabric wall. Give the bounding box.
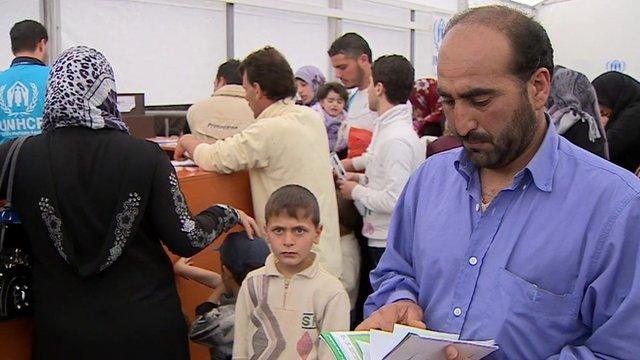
[0,0,41,67]
[537,0,639,81]
[234,3,329,81]
[8,0,569,106]
[59,0,226,106]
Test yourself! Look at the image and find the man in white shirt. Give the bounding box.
[328,33,377,157]
[338,55,424,267]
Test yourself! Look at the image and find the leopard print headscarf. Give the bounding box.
[42,46,128,132]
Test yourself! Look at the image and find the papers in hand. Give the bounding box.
[171,159,197,167]
[321,324,498,360]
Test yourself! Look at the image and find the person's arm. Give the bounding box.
[189,121,271,173]
[174,257,223,289]
[148,149,261,257]
[351,140,417,214]
[232,280,252,360]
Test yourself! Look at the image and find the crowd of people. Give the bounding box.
[2,4,640,359]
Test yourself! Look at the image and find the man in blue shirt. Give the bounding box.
[0,20,49,143]
[358,5,640,359]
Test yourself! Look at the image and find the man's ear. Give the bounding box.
[358,53,369,67]
[529,67,551,111]
[253,82,265,100]
[376,82,385,97]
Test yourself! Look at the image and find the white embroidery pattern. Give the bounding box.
[100,192,141,271]
[38,197,68,262]
[169,173,238,248]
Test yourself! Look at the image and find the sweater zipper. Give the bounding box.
[283,278,291,308]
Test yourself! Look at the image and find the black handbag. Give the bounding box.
[0,136,33,321]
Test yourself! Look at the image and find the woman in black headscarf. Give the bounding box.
[592,71,640,172]
[0,46,261,359]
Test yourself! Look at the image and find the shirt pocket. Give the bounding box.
[498,268,578,319]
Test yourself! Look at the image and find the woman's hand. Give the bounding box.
[237,209,264,239]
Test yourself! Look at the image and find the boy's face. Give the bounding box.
[265,213,322,277]
[320,90,346,117]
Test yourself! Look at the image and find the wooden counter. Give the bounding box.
[0,168,253,360]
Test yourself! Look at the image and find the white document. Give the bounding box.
[383,333,498,360]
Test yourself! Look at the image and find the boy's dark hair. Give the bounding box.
[328,32,372,63]
[317,82,349,102]
[265,184,320,226]
[372,55,415,105]
[216,59,242,85]
[222,261,263,285]
[10,20,48,54]
[238,46,296,101]
[445,5,554,82]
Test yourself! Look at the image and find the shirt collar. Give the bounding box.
[454,114,558,192]
[11,56,46,67]
[263,252,320,279]
[212,84,245,98]
[257,98,295,120]
[376,104,411,123]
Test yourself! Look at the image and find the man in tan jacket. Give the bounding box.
[175,47,342,281]
[186,59,255,141]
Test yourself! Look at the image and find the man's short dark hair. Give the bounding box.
[372,55,415,105]
[10,20,48,54]
[317,82,349,102]
[445,5,554,82]
[216,59,242,85]
[222,261,263,285]
[265,184,320,226]
[238,46,296,101]
[328,32,372,63]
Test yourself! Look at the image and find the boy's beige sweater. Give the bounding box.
[233,253,350,359]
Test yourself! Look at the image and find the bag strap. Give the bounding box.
[5,136,31,207]
[0,135,31,253]
[0,139,23,199]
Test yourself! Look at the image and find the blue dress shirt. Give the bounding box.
[365,121,640,359]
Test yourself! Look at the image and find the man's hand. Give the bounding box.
[237,209,265,239]
[355,300,426,332]
[344,172,361,182]
[337,179,358,200]
[174,134,202,160]
[444,345,468,360]
[342,158,356,172]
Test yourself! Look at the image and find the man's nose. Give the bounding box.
[452,104,477,137]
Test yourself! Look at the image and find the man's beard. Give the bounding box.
[344,64,366,89]
[458,94,538,169]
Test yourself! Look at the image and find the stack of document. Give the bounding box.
[320,324,498,360]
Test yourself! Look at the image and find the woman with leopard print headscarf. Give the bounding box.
[0,46,261,359]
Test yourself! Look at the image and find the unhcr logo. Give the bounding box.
[0,81,39,116]
[432,18,446,67]
[606,60,626,72]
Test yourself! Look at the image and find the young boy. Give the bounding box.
[174,231,270,360]
[233,184,350,359]
[312,82,349,153]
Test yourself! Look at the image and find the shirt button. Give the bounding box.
[453,307,463,317]
[475,203,480,212]
[523,184,528,190]
[468,256,478,266]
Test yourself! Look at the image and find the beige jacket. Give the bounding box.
[233,253,350,360]
[193,100,342,278]
[187,84,255,141]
